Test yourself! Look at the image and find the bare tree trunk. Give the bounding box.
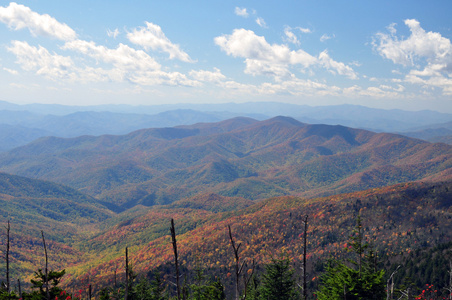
[302,215,308,300]
[448,261,452,300]
[6,220,10,293]
[242,258,255,300]
[170,219,181,300]
[125,247,129,300]
[228,224,246,300]
[41,231,50,300]
[89,284,92,300]
[387,265,400,300]
[17,279,21,298]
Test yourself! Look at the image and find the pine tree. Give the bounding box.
[259,257,298,300]
[316,216,385,300]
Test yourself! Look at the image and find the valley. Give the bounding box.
[0,107,451,298]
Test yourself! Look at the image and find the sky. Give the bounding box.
[0,1,451,112]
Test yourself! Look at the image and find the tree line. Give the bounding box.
[1,215,452,300]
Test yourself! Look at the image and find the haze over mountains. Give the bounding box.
[1,100,451,152]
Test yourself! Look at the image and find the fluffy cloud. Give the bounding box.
[215,28,316,78]
[374,19,452,95]
[234,7,248,18]
[127,22,193,62]
[318,50,358,79]
[215,28,356,80]
[62,39,199,86]
[63,39,161,72]
[8,40,75,79]
[8,39,199,87]
[374,19,451,69]
[0,2,76,41]
[189,68,226,83]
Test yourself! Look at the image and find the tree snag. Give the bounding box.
[41,230,50,300]
[125,247,129,300]
[170,218,181,300]
[6,220,10,293]
[302,215,308,300]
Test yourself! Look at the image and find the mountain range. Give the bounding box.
[1,116,451,214]
[1,101,452,297]
[1,100,451,152]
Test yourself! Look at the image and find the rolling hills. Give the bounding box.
[0,172,112,284]
[61,180,452,296]
[0,117,451,212]
[0,114,451,298]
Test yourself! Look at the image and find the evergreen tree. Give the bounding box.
[22,269,66,300]
[259,257,298,300]
[316,216,385,300]
[149,271,166,300]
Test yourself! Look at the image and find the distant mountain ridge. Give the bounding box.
[1,116,450,212]
[0,100,451,152]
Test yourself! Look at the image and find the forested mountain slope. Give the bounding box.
[62,180,452,296]
[0,172,113,284]
[0,117,451,212]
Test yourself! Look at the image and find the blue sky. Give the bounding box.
[0,1,451,112]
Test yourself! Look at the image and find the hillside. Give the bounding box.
[0,172,113,284]
[0,171,450,298]
[61,180,452,296]
[0,117,451,211]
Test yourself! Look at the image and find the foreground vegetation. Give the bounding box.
[1,213,451,300]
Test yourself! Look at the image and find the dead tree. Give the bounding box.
[170,218,181,300]
[228,224,251,300]
[41,231,50,300]
[17,279,21,298]
[387,265,400,300]
[242,258,255,300]
[125,247,129,300]
[6,220,10,293]
[397,288,411,300]
[114,260,118,288]
[302,215,308,300]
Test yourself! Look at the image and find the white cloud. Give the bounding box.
[63,39,161,71]
[189,68,226,83]
[284,27,312,45]
[0,2,76,41]
[215,29,356,81]
[8,39,200,87]
[320,34,334,42]
[255,17,267,28]
[284,27,300,45]
[215,29,316,79]
[234,7,248,18]
[3,67,18,75]
[127,22,193,62]
[342,84,404,99]
[107,28,120,39]
[318,50,358,80]
[374,19,451,69]
[8,40,75,79]
[374,19,452,96]
[257,78,341,97]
